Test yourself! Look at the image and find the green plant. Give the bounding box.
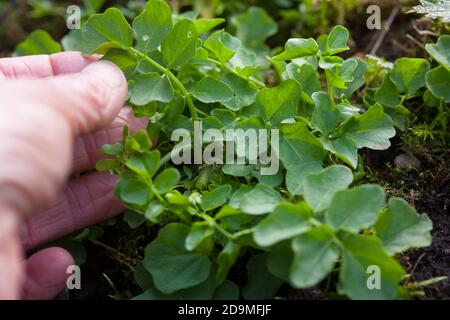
[74,1,437,300]
[14,1,444,300]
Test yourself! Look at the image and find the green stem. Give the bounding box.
[198,213,235,240]
[207,58,266,88]
[129,47,199,120]
[157,144,193,170]
[232,228,255,239]
[325,70,335,103]
[406,276,448,289]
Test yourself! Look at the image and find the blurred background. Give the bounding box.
[1,0,448,60]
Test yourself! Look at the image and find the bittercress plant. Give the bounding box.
[15,0,442,300]
[77,1,436,300]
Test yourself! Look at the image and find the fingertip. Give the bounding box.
[81,60,127,90]
[22,247,74,300]
[80,60,128,126]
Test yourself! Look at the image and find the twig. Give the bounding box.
[170,0,179,14]
[406,34,426,50]
[412,25,438,37]
[369,5,401,55]
[406,252,427,284]
[90,239,139,267]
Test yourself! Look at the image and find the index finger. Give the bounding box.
[0,52,99,79]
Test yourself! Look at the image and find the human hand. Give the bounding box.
[0,52,146,299]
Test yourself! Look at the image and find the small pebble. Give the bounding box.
[394,153,421,170]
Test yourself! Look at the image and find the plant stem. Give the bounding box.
[158,144,193,170]
[129,47,199,120]
[325,70,335,103]
[207,58,266,88]
[198,212,235,240]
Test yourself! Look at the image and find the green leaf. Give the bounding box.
[15,30,62,56]
[326,25,350,55]
[426,66,450,103]
[161,19,198,68]
[273,38,319,61]
[204,30,239,63]
[222,164,253,177]
[100,143,123,156]
[144,201,165,223]
[154,168,180,194]
[375,77,402,108]
[102,48,137,76]
[326,185,385,232]
[340,104,395,150]
[338,233,405,300]
[81,8,133,55]
[201,185,232,211]
[132,0,173,52]
[229,46,259,76]
[126,130,152,153]
[256,79,303,126]
[335,59,367,97]
[254,203,313,247]
[311,92,340,134]
[195,18,225,35]
[185,222,214,251]
[96,159,120,172]
[303,165,353,212]
[125,150,160,178]
[267,241,293,281]
[319,55,344,69]
[320,136,358,169]
[123,210,146,229]
[285,63,321,97]
[242,254,283,300]
[425,35,450,67]
[375,198,432,255]
[131,73,173,106]
[193,76,234,104]
[118,174,150,206]
[279,122,325,169]
[220,73,258,111]
[213,280,239,300]
[229,184,282,215]
[290,225,339,288]
[61,29,82,51]
[231,7,278,50]
[143,223,211,294]
[389,58,430,94]
[216,241,241,284]
[286,162,323,196]
[134,262,153,291]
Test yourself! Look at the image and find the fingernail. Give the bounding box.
[82,60,126,89]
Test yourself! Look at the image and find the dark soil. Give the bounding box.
[363,135,450,299]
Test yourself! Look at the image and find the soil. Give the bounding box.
[364,139,450,299]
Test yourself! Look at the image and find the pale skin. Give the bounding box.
[0,52,146,299]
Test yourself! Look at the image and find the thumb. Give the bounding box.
[0,60,128,216]
[26,60,128,135]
